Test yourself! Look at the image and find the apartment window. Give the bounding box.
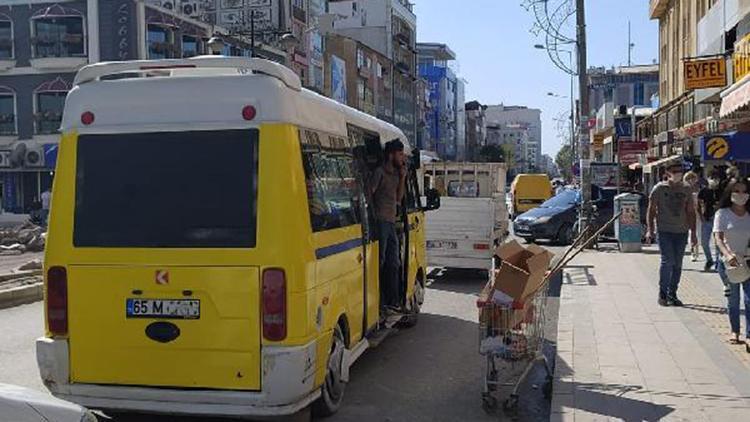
[147,24,176,59]
[634,83,645,106]
[0,87,16,136]
[0,16,13,59]
[31,5,85,58]
[34,78,69,135]
[357,48,365,68]
[181,35,199,58]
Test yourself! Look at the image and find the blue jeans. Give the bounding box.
[657,231,689,298]
[717,261,750,338]
[700,219,717,265]
[378,221,400,308]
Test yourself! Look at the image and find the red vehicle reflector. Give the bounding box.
[473,243,490,250]
[81,111,95,125]
[262,269,287,342]
[242,105,257,121]
[47,266,68,336]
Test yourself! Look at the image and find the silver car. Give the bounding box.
[0,383,97,422]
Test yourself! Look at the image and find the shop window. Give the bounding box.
[34,77,70,135]
[299,129,360,232]
[181,35,199,58]
[31,5,85,58]
[0,16,13,59]
[0,87,16,136]
[148,24,176,59]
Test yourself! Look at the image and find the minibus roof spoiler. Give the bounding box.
[73,56,302,91]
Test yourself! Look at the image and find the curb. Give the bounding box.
[0,282,43,310]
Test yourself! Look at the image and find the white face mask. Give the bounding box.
[731,192,749,206]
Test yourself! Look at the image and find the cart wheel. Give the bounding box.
[482,393,498,414]
[503,395,519,413]
[543,376,553,399]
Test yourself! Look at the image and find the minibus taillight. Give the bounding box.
[47,266,68,336]
[262,269,287,342]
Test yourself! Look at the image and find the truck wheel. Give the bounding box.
[313,324,347,417]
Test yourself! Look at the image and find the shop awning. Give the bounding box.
[643,155,680,174]
[720,73,750,117]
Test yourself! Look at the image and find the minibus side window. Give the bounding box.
[300,130,361,232]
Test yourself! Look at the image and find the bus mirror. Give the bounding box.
[423,188,441,211]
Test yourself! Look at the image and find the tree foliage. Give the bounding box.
[555,144,573,181]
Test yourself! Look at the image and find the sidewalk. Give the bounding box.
[551,244,750,421]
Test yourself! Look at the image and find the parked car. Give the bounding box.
[0,383,97,422]
[513,188,579,245]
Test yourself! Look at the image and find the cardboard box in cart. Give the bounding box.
[478,280,536,331]
[492,240,553,304]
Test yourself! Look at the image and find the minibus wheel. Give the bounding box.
[313,324,346,416]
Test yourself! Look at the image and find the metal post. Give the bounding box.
[250,9,255,58]
[576,0,591,231]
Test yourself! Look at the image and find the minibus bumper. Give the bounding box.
[36,337,320,417]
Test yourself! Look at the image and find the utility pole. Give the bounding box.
[576,0,591,230]
[627,21,631,66]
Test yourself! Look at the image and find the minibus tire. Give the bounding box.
[399,285,422,328]
[313,324,347,417]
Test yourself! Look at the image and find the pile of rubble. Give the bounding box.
[0,222,46,255]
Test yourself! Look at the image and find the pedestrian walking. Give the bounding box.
[698,171,722,271]
[370,139,406,314]
[684,171,701,262]
[713,178,750,351]
[646,162,698,307]
[40,188,51,226]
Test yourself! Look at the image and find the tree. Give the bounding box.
[478,144,506,163]
[555,144,573,181]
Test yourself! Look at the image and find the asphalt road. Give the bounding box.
[0,240,567,422]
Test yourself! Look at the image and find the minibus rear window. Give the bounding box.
[74,129,258,248]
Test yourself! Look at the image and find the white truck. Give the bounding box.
[421,162,509,269]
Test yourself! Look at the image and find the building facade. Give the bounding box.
[0,0,299,214]
[323,32,393,120]
[485,104,542,171]
[588,64,660,114]
[417,42,460,159]
[329,0,417,145]
[486,121,530,176]
[464,100,487,161]
[643,0,750,187]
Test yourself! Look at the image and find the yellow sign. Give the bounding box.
[592,134,605,152]
[684,58,726,89]
[734,34,750,82]
[706,137,729,159]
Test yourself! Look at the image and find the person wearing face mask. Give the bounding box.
[698,170,723,271]
[646,163,698,307]
[713,179,750,351]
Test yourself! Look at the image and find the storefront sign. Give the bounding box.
[684,58,726,90]
[592,133,605,152]
[619,141,647,165]
[734,33,750,82]
[701,132,750,161]
[614,117,632,137]
[591,163,618,188]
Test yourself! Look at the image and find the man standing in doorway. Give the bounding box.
[646,163,698,307]
[40,188,51,226]
[371,140,406,314]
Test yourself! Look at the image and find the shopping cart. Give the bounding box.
[477,278,552,413]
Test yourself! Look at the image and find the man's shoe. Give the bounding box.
[704,261,715,272]
[658,297,669,307]
[667,297,684,307]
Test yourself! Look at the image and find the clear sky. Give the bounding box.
[413,0,659,158]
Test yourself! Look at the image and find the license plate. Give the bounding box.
[427,240,458,249]
[126,299,200,319]
[517,225,529,231]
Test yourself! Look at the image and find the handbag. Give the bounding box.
[723,253,750,284]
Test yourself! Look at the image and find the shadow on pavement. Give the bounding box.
[682,303,728,315]
[553,360,674,420]
[426,268,488,296]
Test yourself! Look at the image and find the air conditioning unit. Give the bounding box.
[25,146,45,168]
[161,0,176,11]
[0,151,10,168]
[181,0,201,17]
